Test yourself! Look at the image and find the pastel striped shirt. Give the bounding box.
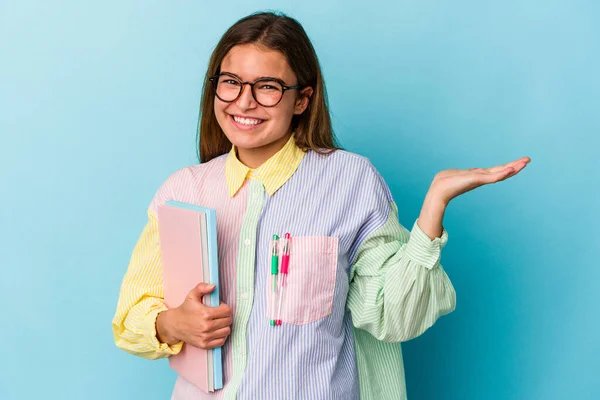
[112,135,456,399]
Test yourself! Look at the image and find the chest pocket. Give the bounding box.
[266,235,339,325]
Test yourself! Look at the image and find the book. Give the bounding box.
[157,201,223,392]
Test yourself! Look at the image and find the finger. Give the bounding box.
[507,161,529,176]
[438,157,530,181]
[486,163,518,174]
[488,160,530,176]
[467,168,485,173]
[455,162,520,177]
[472,161,516,174]
[189,336,227,350]
[204,337,227,349]
[487,157,531,173]
[499,156,530,168]
[187,283,216,302]
[208,316,233,331]
[206,303,233,320]
[206,326,231,340]
[477,166,516,183]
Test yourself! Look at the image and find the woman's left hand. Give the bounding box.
[428,156,531,206]
[417,156,531,239]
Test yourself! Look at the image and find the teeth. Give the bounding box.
[233,116,262,126]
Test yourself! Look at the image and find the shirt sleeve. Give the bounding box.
[111,210,184,359]
[346,165,456,343]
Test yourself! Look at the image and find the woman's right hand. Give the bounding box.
[156,283,233,350]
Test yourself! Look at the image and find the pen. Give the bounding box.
[276,233,290,326]
[270,234,279,326]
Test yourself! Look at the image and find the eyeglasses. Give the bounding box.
[209,72,301,107]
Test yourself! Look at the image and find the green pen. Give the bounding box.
[270,234,279,326]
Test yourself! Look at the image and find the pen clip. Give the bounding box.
[280,233,291,275]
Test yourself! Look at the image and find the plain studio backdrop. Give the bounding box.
[1,1,598,399]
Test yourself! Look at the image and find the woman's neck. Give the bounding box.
[237,132,292,169]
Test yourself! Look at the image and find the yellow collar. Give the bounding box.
[225,135,305,197]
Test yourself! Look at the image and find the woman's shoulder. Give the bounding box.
[306,148,393,201]
[307,148,383,179]
[164,154,228,183]
[147,155,228,213]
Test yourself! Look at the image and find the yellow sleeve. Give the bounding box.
[111,210,183,359]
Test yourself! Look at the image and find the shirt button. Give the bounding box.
[244,239,251,246]
[241,293,248,300]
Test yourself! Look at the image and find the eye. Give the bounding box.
[257,82,282,91]
[223,79,241,86]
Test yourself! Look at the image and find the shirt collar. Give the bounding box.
[225,135,305,198]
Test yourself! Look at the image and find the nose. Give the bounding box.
[235,83,258,111]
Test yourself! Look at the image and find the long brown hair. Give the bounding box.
[197,11,339,163]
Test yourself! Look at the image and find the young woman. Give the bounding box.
[112,11,530,400]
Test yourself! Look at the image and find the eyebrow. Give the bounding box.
[220,71,285,82]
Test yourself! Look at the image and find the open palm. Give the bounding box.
[430,157,531,205]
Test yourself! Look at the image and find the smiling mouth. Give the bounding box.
[231,115,265,127]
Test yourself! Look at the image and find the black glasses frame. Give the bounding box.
[209,72,301,107]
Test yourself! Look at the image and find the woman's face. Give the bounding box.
[214,44,311,164]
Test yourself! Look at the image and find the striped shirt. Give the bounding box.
[112,135,456,399]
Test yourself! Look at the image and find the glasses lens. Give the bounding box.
[216,75,242,102]
[253,80,284,107]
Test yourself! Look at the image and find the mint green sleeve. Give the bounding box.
[347,202,456,342]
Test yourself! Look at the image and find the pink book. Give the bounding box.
[157,204,213,393]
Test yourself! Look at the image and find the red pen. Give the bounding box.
[276,233,290,325]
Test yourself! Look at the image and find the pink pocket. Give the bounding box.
[266,236,338,325]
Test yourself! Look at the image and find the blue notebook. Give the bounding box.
[165,200,223,390]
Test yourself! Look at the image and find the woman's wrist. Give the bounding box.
[156,308,181,345]
[417,191,447,240]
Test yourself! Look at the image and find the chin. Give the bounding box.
[225,130,270,150]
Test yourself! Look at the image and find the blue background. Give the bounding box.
[1,1,598,399]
